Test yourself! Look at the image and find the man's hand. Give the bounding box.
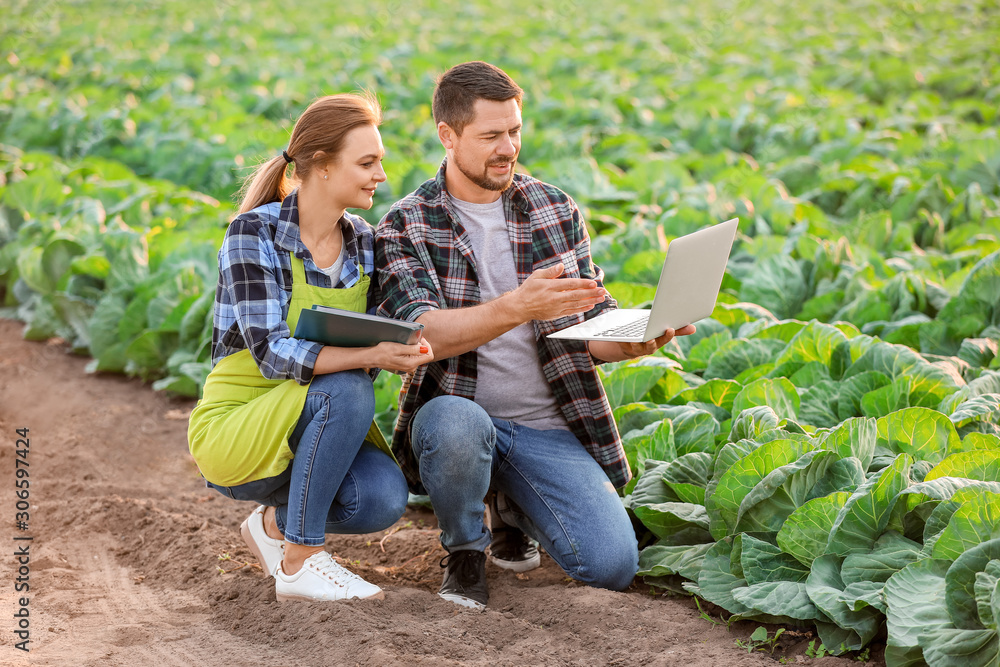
[511,263,607,322]
[589,324,697,363]
[414,263,608,361]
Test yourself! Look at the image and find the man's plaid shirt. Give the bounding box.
[375,160,631,491]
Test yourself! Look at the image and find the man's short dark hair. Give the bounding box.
[432,61,524,135]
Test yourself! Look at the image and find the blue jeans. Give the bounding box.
[209,370,408,546]
[410,395,638,591]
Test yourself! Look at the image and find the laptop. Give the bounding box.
[547,218,739,343]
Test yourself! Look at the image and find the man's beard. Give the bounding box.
[453,153,516,192]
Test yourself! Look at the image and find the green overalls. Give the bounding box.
[188,251,389,488]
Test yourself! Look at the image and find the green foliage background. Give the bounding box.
[2,0,999,662]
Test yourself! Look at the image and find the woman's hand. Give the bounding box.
[373,337,434,374]
[314,337,435,375]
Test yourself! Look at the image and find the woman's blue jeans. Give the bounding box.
[208,370,408,546]
[410,395,639,591]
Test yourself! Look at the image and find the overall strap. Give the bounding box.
[289,251,306,285]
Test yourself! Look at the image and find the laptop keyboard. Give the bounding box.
[596,317,649,338]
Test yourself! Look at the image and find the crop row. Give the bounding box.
[3,0,998,222]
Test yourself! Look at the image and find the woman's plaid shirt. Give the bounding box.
[211,191,376,384]
[375,160,631,491]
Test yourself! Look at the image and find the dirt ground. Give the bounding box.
[0,318,884,666]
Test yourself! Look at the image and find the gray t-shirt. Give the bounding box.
[448,195,569,432]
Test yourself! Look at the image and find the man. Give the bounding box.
[375,61,693,609]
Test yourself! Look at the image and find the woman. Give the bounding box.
[188,92,432,602]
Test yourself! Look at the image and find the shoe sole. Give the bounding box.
[240,516,279,577]
[438,593,486,610]
[277,590,385,602]
[489,552,541,573]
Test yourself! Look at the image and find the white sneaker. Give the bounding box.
[275,551,384,602]
[240,505,284,577]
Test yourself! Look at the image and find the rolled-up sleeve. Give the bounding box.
[219,218,323,384]
[374,208,442,323]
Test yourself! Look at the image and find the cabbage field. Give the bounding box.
[2,0,999,663]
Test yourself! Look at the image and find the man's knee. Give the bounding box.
[411,396,494,462]
[571,530,639,591]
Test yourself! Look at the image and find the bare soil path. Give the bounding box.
[0,319,880,666]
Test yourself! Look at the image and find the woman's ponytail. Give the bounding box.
[236,154,293,215]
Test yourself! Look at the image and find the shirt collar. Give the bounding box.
[273,190,304,254]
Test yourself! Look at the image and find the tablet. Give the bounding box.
[294,305,424,347]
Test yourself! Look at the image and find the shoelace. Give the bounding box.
[309,553,365,586]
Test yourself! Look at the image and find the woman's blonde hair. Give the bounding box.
[236,92,383,214]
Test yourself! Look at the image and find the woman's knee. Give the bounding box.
[294,369,375,439]
[306,370,375,423]
[365,453,409,527]
[329,449,409,533]
[365,477,409,532]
